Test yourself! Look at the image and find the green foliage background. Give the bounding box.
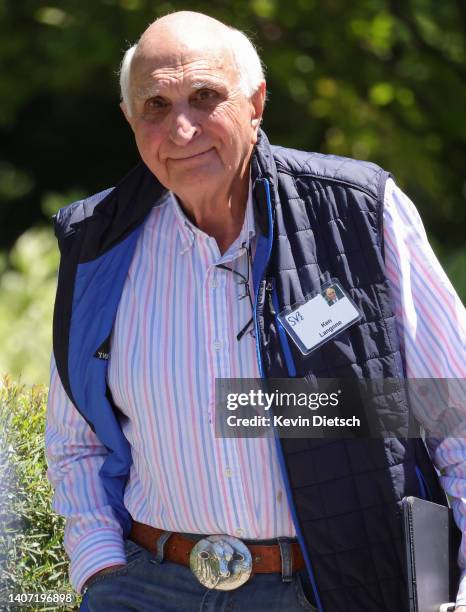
[0,0,465,383]
[0,2,464,602]
[0,378,77,610]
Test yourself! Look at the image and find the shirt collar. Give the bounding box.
[170,177,256,257]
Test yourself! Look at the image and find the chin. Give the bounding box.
[172,167,226,189]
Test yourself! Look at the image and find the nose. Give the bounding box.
[169,110,200,146]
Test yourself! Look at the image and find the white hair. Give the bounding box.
[119,26,265,116]
[119,44,137,114]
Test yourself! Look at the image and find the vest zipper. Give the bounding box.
[266,279,276,316]
[252,178,324,612]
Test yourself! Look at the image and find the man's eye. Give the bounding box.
[194,89,219,102]
[145,97,168,111]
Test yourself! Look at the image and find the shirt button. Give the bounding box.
[211,279,219,289]
[225,467,233,478]
[213,340,222,351]
[235,528,244,538]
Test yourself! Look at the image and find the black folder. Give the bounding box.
[402,496,461,612]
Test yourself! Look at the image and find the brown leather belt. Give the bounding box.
[130,521,305,575]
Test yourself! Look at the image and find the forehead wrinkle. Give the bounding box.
[130,48,236,97]
[133,52,228,76]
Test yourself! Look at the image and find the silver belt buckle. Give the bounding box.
[190,534,252,590]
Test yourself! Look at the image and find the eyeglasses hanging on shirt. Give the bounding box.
[216,243,255,341]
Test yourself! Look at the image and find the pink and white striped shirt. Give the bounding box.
[46,178,466,603]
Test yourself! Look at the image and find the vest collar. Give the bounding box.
[79,161,166,262]
[250,129,279,239]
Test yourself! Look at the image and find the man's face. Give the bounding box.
[122,38,264,200]
[326,287,336,301]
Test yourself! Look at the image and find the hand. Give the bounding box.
[83,564,126,592]
[455,607,466,611]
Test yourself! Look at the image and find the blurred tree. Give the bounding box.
[0,191,80,383]
[0,226,58,383]
[0,0,464,382]
[0,0,464,248]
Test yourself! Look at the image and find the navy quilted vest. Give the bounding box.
[254,132,446,612]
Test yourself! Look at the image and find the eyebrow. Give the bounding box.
[134,78,225,100]
[191,79,224,90]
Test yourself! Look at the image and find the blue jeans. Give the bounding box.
[81,539,317,611]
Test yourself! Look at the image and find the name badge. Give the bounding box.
[277,280,361,355]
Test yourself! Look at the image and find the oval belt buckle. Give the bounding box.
[190,534,252,590]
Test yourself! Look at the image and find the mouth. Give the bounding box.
[169,148,214,162]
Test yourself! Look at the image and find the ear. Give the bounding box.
[250,81,266,136]
[120,101,135,132]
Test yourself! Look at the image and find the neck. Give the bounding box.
[175,163,251,255]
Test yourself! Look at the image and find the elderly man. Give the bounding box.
[323,286,341,306]
[46,11,465,612]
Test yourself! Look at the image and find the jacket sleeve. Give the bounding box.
[45,353,127,593]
